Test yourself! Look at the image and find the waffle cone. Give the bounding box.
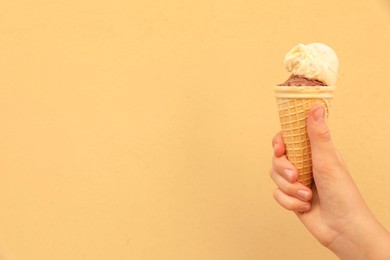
[275,86,335,187]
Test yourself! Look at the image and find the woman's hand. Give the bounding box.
[270,106,390,260]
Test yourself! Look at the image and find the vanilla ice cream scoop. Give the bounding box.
[284,43,339,86]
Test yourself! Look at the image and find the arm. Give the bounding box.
[270,106,390,260]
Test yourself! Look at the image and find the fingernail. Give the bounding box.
[297,190,310,201]
[313,106,325,122]
[284,169,294,182]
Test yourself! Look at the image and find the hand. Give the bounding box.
[270,105,390,260]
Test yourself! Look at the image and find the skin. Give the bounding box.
[270,105,390,260]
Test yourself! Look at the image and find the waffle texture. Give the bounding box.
[275,86,334,187]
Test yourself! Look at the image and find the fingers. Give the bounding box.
[272,132,285,157]
[273,188,311,212]
[270,166,312,202]
[307,106,349,190]
[270,155,312,212]
[270,169,312,201]
[272,155,298,183]
[271,131,312,212]
[307,106,341,172]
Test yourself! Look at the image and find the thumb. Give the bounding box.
[307,105,341,175]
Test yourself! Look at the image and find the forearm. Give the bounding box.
[330,213,390,260]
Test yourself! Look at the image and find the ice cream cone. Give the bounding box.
[275,86,335,187]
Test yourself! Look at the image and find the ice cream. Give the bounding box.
[279,43,339,86]
[279,75,326,86]
[275,43,338,187]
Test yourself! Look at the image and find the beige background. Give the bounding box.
[1,0,390,259]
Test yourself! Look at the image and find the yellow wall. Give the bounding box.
[1,0,390,259]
